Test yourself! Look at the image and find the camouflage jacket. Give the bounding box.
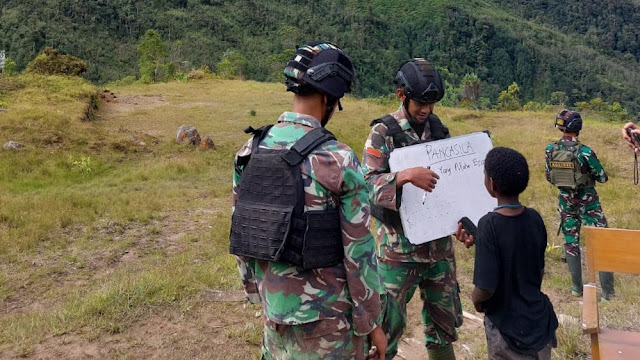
[362,106,451,263]
[232,112,383,336]
[544,135,608,198]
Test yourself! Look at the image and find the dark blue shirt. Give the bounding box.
[473,207,558,354]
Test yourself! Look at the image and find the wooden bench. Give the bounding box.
[582,227,640,360]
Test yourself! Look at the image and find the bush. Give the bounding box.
[574,101,589,111]
[523,101,546,111]
[216,50,248,79]
[366,93,397,107]
[476,97,492,110]
[549,91,567,106]
[25,47,87,77]
[3,57,17,76]
[107,75,137,87]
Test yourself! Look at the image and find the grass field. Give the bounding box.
[0,75,638,359]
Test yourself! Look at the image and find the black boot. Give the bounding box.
[427,343,456,360]
[566,253,583,296]
[599,271,615,301]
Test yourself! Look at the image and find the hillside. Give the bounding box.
[1,76,639,359]
[0,0,639,113]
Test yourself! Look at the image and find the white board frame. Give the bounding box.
[389,132,496,244]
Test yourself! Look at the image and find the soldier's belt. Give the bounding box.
[550,161,574,169]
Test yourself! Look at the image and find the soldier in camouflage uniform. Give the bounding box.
[545,109,615,300]
[231,42,387,359]
[362,59,462,360]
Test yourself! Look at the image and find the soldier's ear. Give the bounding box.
[396,88,405,102]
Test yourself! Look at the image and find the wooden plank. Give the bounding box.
[582,284,599,334]
[598,329,640,359]
[584,227,640,277]
[592,333,601,360]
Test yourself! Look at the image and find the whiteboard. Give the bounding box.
[389,132,496,244]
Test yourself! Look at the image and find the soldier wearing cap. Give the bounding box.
[230,41,386,359]
[361,58,462,360]
[544,109,614,301]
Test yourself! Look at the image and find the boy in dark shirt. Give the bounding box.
[457,147,558,359]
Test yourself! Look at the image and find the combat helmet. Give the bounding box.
[394,58,445,104]
[555,109,582,132]
[283,41,355,100]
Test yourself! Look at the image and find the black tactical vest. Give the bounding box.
[368,114,449,232]
[229,125,344,269]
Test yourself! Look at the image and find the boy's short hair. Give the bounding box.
[485,147,529,196]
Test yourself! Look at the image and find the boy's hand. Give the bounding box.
[367,326,387,360]
[455,222,475,248]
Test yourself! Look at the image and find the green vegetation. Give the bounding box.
[25,47,87,76]
[0,0,639,115]
[137,29,172,83]
[0,76,639,358]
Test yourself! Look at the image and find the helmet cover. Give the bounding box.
[394,58,444,103]
[283,41,355,99]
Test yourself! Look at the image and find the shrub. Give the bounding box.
[549,91,567,106]
[25,47,87,77]
[523,101,546,111]
[107,75,137,87]
[3,57,17,76]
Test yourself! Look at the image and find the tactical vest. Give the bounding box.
[548,140,595,189]
[367,114,449,232]
[229,125,344,269]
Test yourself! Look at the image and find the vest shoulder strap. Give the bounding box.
[282,127,337,166]
[369,115,402,135]
[370,115,409,148]
[428,114,450,140]
[236,125,274,168]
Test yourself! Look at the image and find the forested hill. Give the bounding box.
[1,0,639,113]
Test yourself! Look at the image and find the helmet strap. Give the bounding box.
[321,96,339,127]
[402,97,424,124]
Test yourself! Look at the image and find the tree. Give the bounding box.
[460,73,481,108]
[496,82,521,111]
[266,49,295,82]
[137,30,170,83]
[549,91,568,106]
[216,49,248,79]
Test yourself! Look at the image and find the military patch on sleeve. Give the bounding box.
[366,148,382,158]
[550,161,574,169]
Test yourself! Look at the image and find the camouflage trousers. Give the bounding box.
[261,315,367,360]
[558,191,607,255]
[378,241,462,359]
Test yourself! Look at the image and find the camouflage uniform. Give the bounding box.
[233,112,384,359]
[544,136,608,251]
[362,106,463,357]
[544,135,614,297]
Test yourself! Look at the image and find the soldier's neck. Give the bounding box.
[292,93,325,124]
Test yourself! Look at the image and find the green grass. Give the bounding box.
[1,75,638,358]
